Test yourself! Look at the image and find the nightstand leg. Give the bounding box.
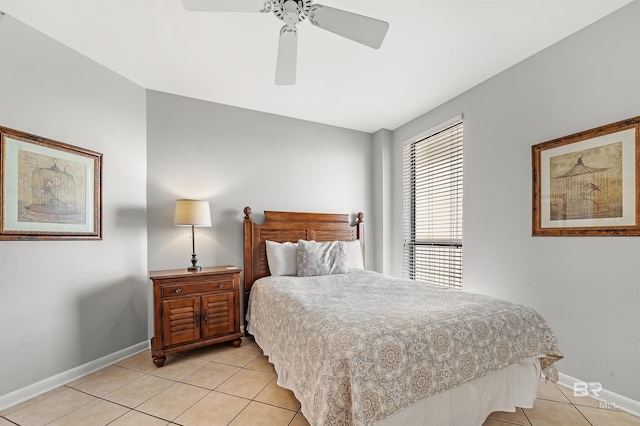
[152,355,166,367]
[232,338,242,348]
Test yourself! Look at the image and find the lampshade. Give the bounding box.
[174,199,211,227]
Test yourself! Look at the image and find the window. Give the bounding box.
[402,118,463,288]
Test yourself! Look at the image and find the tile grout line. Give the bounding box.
[552,382,595,426]
[521,404,533,426]
[0,415,20,425]
[486,418,529,426]
[571,403,595,426]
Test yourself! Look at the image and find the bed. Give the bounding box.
[242,207,563,426]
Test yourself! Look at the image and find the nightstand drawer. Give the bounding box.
[161,278,234,298]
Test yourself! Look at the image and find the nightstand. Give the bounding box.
[149,266,243,367]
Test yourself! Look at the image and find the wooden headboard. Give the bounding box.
[242,206,364,317]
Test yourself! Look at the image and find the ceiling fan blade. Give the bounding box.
[182,0,268,12]
[275,25,297,85]
[309,5,389,49]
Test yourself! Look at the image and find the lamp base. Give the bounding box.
[188,252,201,271]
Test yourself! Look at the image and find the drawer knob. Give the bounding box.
[175,288,181,294]
[219,283,224,288]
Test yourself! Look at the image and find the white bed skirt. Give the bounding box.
[252,323,540,426]
[375,356,540,426]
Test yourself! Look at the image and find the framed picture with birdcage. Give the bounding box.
[532,116,640,236]
[0,126,102,240]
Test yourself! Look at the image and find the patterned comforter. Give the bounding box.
[246,270,562,426]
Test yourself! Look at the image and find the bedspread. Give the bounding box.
[246,270,562,426]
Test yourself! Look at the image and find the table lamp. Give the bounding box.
[174,199,211,271]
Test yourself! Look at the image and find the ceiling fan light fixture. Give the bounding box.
[281,0,301,25]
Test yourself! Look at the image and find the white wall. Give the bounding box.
[0,15,148,400]
[146,90,373,317]
[390,0,640,402]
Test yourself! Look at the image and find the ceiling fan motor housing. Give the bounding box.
[273,0,312,25]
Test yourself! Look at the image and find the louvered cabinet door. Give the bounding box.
[202,292,236,337]
[162,296,201,347]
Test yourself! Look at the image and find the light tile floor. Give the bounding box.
[2,337,639,425]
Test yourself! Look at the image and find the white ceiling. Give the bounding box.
[0,0,633,133]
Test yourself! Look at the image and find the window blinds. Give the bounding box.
[402,119,463,289]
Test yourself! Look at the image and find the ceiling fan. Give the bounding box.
[182,0,389,85]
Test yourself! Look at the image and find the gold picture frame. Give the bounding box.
[0,126,102,240]
[532,116,640,236]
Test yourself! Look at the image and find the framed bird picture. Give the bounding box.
[0,125,102,240]
[532,116,640,236]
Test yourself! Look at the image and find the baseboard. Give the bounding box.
[557,372,640,418]
[0,340,149,411]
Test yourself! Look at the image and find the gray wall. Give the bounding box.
[146,90,374,318]
[0,15,148,398]
[390,0,640,401]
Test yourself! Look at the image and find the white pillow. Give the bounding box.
[346,239,364,270]
[265,240,298,276]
